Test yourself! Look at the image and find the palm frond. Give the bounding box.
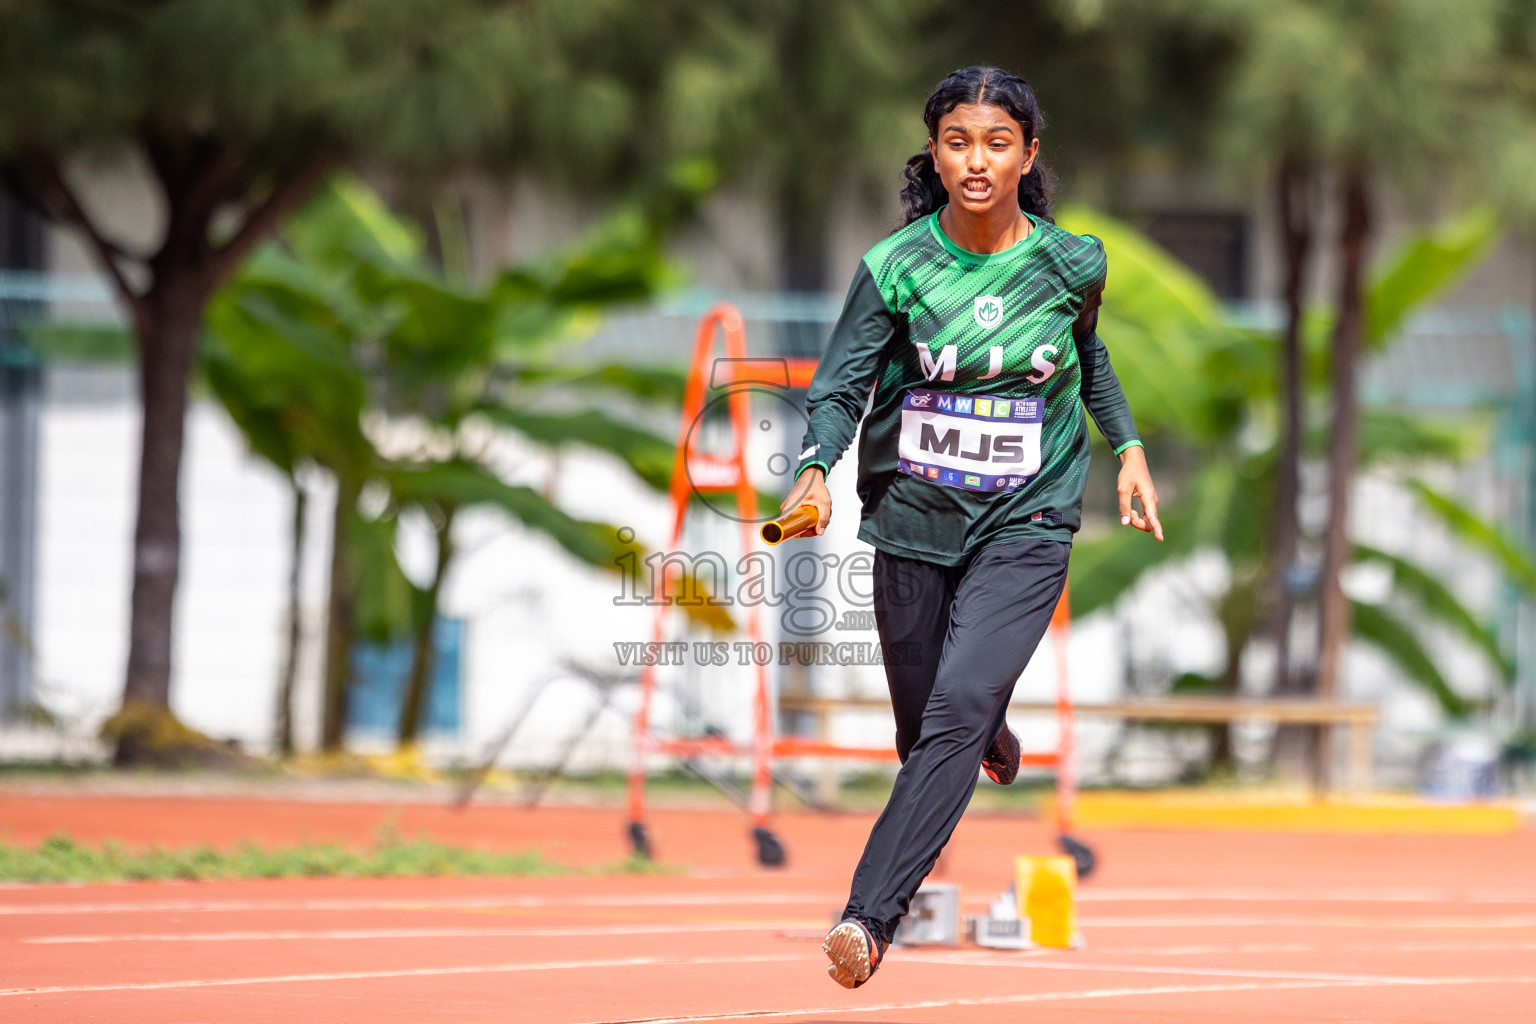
[384,459,732,632]
[1345,409,1489,466]
[473,406,676,492]
[1407,481,1536,598]
[1354,544,1513,680]
[1366,207,1500,347]
[1350,600,1471,717]
[510,362,689,405]
[1069,515,1191,619]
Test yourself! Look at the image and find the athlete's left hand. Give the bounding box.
[1117,446,1163,542]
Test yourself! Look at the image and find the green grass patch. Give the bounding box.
[0,829,679,884]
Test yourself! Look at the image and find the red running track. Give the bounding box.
[1,793,1534,1022]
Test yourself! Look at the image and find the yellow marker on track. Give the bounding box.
[1015,855,1077,948]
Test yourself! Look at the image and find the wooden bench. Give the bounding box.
[778,694,1379,792]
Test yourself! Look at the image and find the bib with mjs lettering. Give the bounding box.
[896,388,1043,492]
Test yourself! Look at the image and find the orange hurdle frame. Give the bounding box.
[625,303,783,863]
[626,304,1092,874]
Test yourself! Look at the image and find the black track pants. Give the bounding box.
[842,536,1071,944]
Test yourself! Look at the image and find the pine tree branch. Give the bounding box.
[141,129,243,268]
[32,157,145,323]
[203,157,332,290]
[182,148,243,230]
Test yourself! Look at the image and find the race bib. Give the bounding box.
[897,388,1042,492]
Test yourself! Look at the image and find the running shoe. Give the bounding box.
[823,917,885,989]
[982,725,1021,785]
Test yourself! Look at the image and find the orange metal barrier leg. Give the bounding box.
[1049,583,1095,878]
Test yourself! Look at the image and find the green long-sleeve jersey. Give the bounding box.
[796,208,1141,565]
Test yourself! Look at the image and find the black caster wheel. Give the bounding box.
[1057,833,1097,879]
[752,826,786,868]
[628,821,652,860]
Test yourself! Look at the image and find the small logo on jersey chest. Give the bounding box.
[973,295,1003,329]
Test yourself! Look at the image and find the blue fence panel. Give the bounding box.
[347,618,463,737]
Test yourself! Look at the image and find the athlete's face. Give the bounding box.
[927,103,1039,217]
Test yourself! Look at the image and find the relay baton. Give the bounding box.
[761,504,819,545]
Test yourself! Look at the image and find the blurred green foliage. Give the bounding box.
[0,831,673,883]
[0,0,703,182]
[1063,206,1533,716]
[205,176,734,748]
[1052,0,1532,213]
[8,0,1536,745]
[0,0,744,741]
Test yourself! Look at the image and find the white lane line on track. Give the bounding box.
[1081,914,1536,928]
[35,930,1534,953]
[0,892,841,916]
[24,922,823,944]
[574,975,1536,1024]
[1089,939,1536,956]
[0,953,803,997]
[900,955,1437,984]
[1095,943,1316,955]
[1077,888,1536,904]
[7,950,1535,1008]
[5,889,1532,917]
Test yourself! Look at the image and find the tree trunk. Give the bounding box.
[398,508,456,747]
[1313,167,1372,787]
[114,288,201,765]
[1208,649,1242,772]
[1269,157,1316,778]
[274,477,306,756]
[1209,576,1264,774]
[321,472,361,752]
[39,146,327,765]
[1271,156,1312,692]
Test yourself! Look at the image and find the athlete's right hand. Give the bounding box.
[782,467,832,536]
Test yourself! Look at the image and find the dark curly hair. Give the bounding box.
[899,66,1053,226]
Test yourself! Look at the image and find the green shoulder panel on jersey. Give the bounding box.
[860,217,940,315]
[1030,223,1108,305]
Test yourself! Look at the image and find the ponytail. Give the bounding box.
[1018,164,1053,222]
[898,66,1055,227]
[899,149,948,226]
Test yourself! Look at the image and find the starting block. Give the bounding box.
[965,855,1082,950]
[892,882,961,946]
[881,856,1081,951]
[966,890,1032,949]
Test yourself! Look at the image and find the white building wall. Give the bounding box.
[34,366,302,744]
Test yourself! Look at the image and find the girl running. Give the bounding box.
[785,65,1162,989]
